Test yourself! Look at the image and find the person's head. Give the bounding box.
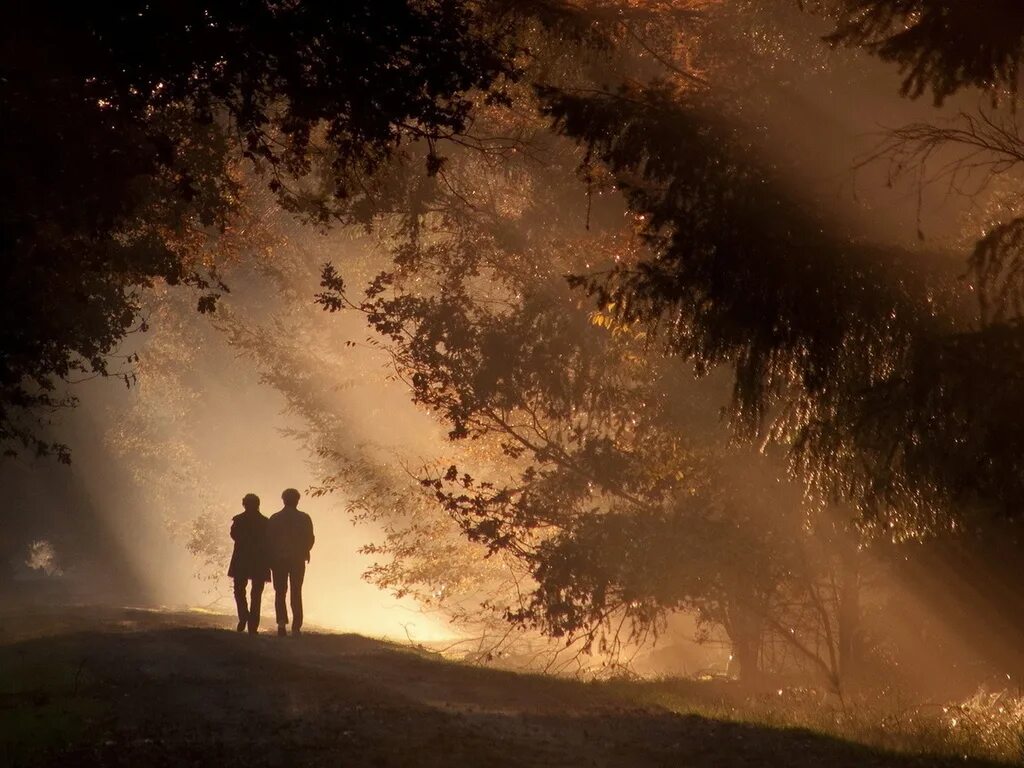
[281,488,301,508]
[242,493,260,512]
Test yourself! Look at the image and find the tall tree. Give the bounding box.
[537,78,1024,535]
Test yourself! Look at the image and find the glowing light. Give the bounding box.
[26,540,62,577]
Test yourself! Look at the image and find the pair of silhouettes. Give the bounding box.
[228,488,315,636]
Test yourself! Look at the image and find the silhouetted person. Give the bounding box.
[268,488,314,636]
[228,493,270,634]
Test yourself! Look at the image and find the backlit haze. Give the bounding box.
[1,2,1018,682]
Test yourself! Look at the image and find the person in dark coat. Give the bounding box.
[267,488,315,636]
[228,493,271,634]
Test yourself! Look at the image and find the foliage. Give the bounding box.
[32,0,1024,695]
[622,677,1024,764]
[941,690,1024,764]
[0,0,521,459]
[857,108,1024,329]
[822,0,1024,104]
[312,36,875,683]
[535,80,1024,537]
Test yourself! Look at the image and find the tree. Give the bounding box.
[1,0,521,459]
[55,0,1013,688]
[294,1,924,687]
[822,0,1024,104]
[92,0,751,675]
[311,44,877,684]
[535,78,1024,536]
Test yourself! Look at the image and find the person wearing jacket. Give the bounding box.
[228,493,271,634]
[267,488,315,636]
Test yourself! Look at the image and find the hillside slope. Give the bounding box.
[0,608,1004,767]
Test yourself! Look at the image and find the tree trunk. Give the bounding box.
[729,606,763,686]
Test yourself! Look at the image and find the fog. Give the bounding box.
[2,0,1020,690]
[0,256,458,643]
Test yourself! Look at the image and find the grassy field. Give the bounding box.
[0,607,1017,767]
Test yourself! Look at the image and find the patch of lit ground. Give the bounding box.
[0,607,1011,767]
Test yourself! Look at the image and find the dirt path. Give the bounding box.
[0,608,1004,767]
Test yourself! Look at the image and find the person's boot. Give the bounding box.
[236,620,246,633]
[277,625,287,637]
[292,627,302,637]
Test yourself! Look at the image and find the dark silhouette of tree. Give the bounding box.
[301,3,1001,687]
[313,66,876,685]
[823,0,1024,104]
[819,2,1024,333]
[26,0,1020,691]
[535,81,1024,536]
[1,0,520,459]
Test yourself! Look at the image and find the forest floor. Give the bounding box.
[0,606,1011,767]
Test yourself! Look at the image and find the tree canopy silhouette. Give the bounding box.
[47,0,1024,688]
[824,0,1024,104]
[1,0,518,459]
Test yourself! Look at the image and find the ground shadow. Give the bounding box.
[0,610,1008,768]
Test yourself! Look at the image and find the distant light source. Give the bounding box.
[26,540,63,577]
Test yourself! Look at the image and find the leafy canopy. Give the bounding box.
[1,0,518,459]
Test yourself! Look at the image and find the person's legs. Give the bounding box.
[233,578,248,632]
[290,561,306,632]
[272,567,289,632]
[248,580,264,633]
